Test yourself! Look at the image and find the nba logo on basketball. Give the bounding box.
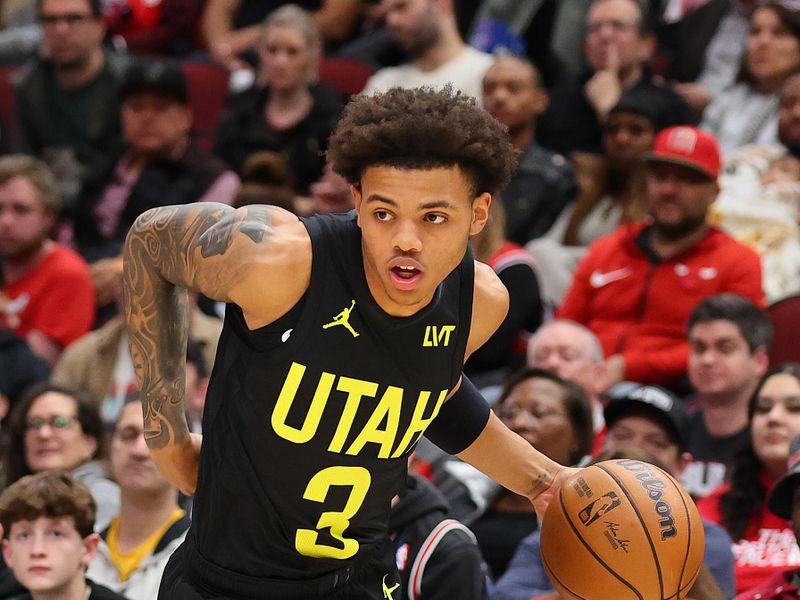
[578,491,621,527]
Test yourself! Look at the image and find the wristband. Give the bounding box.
[424,375,490,455]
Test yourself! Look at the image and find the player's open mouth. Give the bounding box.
[390,266,422,290]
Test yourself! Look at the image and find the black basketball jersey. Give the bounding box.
[189,211,474,584]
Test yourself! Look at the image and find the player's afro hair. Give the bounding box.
[327,86,518,196]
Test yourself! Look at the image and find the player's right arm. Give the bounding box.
[122,202,310,494]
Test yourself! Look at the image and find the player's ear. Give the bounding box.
[351,185,363,226]
[469,193,491,236]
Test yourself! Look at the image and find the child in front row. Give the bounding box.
[0,471,126,600]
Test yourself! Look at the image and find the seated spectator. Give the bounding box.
[87,399,190,600]
[103,0,205,56]
[557,126,765,387]
[536,0,694,156]
[663,0,754,115]
[735,433,800,598]
[233,150,297,211]
[482,55,576,246]
[390,472,488,600]
[526,319,608,432]
[531,85,682,305]
[0,155,95,366]
[13,0,131,206]
[458,368,594,579]
[53,301,220,426]
[709,74,800,303]
[683,294,772,499]
[213,5,343,193]
[697,365,800,595]
[0,328,50,416]
[361,0,494,101]
[66,58,238,308]
[701,1,800,155]
[466,203,543,391]
[0,471,127,600]
[203,0,361,71]
[5,383,120,530]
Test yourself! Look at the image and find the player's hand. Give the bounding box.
[531,465,581,521]
[584,44,622,120]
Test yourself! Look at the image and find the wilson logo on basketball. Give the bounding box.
[617,459,678,540]
[578,491,621,526]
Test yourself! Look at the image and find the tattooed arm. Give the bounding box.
[122,203,310,494]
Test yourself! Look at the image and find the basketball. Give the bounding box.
[539,459,704,600]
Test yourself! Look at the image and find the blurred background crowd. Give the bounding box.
[0,0,800,599]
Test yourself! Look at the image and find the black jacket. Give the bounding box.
[389,475,488,600]
[0,328,50,407]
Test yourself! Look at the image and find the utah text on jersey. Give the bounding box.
[271,361,450,459]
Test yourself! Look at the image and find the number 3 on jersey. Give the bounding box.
[295,466,371,559]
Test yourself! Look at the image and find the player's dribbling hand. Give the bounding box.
[531,465,581,522]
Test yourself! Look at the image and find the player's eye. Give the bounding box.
[425,213,446,224]
[374,210,393,221]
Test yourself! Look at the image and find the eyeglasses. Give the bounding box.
[40,13,94,27]
[25,415,77,432]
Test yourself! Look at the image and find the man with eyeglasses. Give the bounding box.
[13,0,131,207]
[537,0,695,157]
[87,398,189,600]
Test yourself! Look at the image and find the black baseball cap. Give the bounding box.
[121,59,188,104]
[767,433,800,520]
[603,382,689,450]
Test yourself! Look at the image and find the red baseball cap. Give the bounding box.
[644,126,721,180]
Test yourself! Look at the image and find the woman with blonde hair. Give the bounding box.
[214,4,343,193]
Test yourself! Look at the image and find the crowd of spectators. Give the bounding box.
[0,0,799,599]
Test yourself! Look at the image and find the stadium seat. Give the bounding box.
[767,295,800,366]
[319,57,374,97]
[182,60,230,152]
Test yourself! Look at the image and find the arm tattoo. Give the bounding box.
[123,204,273,449]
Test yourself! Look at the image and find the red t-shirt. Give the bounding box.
[1,245,95,348]
[697,477,800,595]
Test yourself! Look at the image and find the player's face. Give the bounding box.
[0,176,54,260]
[482,58,546,134]
[688,320,767,399]
[646,162,717,238]
[111,401,173,494]
[2,516,97,594]
[39,0,104,69]
[751,373,800,478]
[496,377,577,465]
[353,165,489,316]
[604,414,687,476]
[24,393,97,474]
[122,92,192,156]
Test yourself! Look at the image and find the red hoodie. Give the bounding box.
[557,222,764,384]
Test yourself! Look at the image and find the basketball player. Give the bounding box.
[122,87,572,599]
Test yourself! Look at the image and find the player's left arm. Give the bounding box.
[444,263,575,518]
